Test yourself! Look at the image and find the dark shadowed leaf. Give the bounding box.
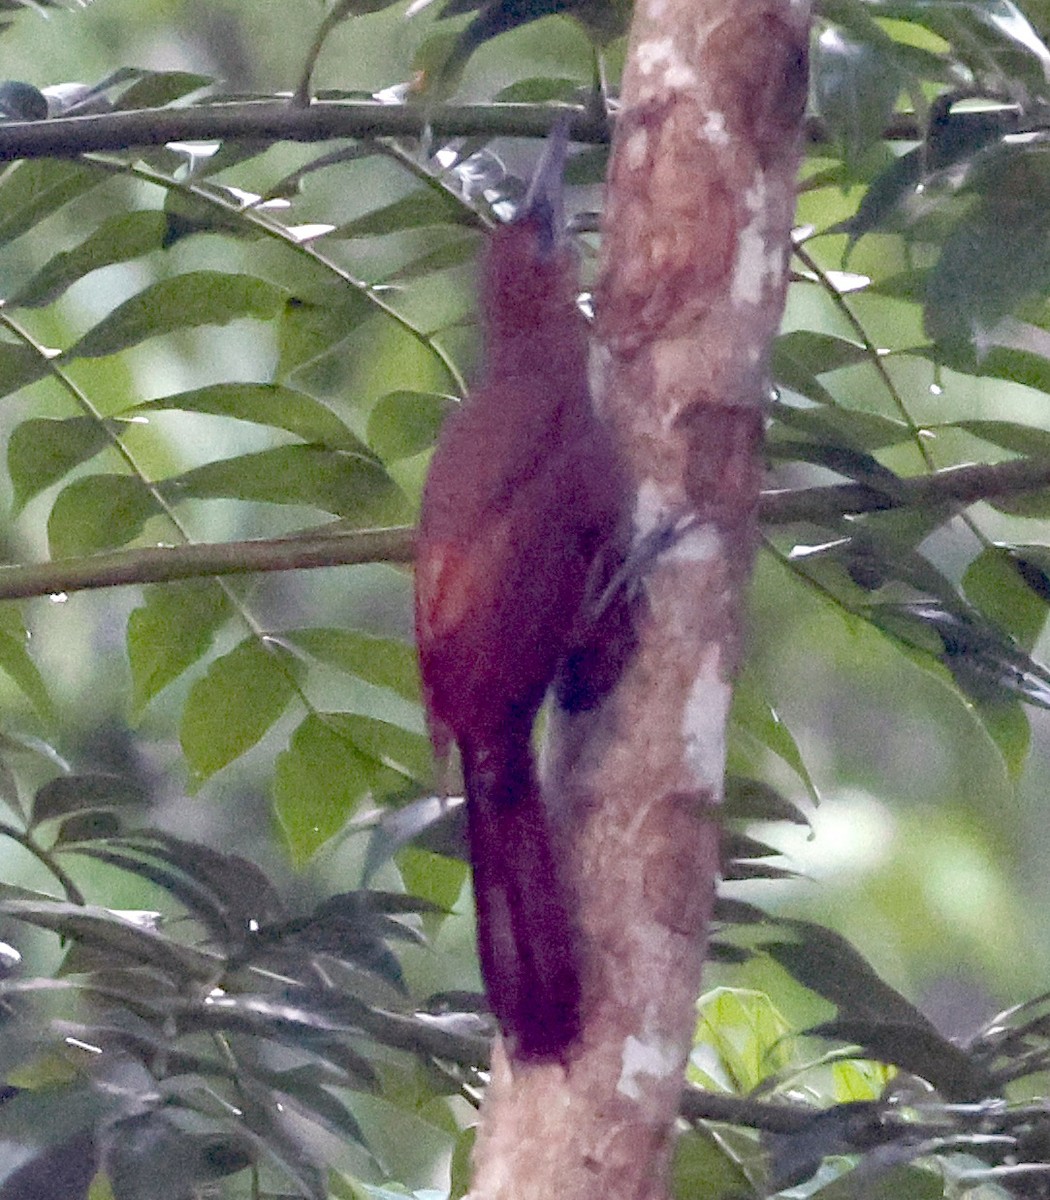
[808,1018,986,1100]
[116,832,284,932]
[31,773,146,827]
[0,900,218,977]
[0,343,48,400]
[814,28,903,172]
[101,1109,250,1200]
[723,777,810,825]
[871,601,1050,708]
[712,897,770,926]
[774,331,868,375]
[764,918,943,1028]
[112,70,213,109]
[55,810,123,842]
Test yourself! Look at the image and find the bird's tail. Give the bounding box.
[461,736,582,1061]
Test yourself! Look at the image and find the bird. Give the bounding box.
[414,118,631,1061]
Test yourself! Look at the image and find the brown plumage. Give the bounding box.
[414,123,629,1060]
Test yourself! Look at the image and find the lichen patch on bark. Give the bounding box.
[682,647,731,793]
[617,1031,684,1100]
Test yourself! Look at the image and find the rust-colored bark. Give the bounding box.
[467,0,808,1195]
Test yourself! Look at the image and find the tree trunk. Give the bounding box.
[468,0,809,1194]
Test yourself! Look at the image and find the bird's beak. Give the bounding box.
[519,113,571,250]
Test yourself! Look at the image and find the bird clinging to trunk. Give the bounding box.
[414,118,631,1062]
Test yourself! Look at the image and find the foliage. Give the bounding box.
[0,0,1045,1196]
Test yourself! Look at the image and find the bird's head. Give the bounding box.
[480,116,580,335]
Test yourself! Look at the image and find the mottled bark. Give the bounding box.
[468,0,809,1195]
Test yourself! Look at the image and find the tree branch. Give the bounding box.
[0,100,612,161]
[0,97,951,165]
[0,527,414,601]
[0,458,1042,603]
[760,455,1050,524]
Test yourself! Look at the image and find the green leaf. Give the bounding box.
[672,1128,753,1200]
[276,290,373,379]
[731,670,820,805]
[963,545,1047,651]
[180,638,299,783]
[0,159,106,247]
[113,69,213,109]
[0,342,48,400]
[385,233,480,282]
[274,713,378,863]
[162,445,408,524]
[127,580,230,717]
[129,383,370,453]
[276,712,432,863]
[367,391,455,462]
[495,76,580,102]
[397,847,469,914]
[0,615,50,719]
[47,475,157,558]
[332,712,432,781]
[335,188,476,238]
[8,417,112,511]
[771,402,910,453]
[285,627,420,700]
[972,696,1030,780]
[9,211,169,308]
[809,1165,944,1200]
[691,987,795,1092]
[64,272,285,360]
[954,419,1050,457]
[775,331,869,375]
